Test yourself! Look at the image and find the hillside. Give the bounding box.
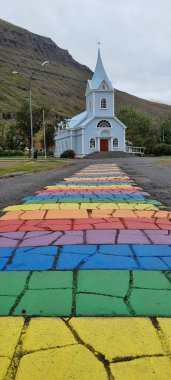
[0,19,92,118]
[1,18,171,123]
[115,90,171,120]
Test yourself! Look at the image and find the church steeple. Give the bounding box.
[90,47,113,90]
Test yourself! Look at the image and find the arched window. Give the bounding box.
[97,120,111,128]
[90,138,96,148]
[101,98,107,108]
[113,138,119,148]
[102,84,106,90]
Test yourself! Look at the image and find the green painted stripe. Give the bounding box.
[0,270,170,317]
[24,198,161,205]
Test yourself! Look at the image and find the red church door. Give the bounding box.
[100,139,108,151]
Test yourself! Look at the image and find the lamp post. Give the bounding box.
[13,60,49,159]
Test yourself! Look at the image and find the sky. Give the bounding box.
[1,0,171,104]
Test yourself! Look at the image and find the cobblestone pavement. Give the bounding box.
[0,163,171,379]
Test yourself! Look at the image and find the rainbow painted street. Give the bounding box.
[0,164,171,379]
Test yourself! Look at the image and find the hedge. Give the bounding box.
[60,149,75,158]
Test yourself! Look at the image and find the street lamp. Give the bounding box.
[13,60,49,159]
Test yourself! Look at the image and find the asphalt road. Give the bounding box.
[0,156,171,212]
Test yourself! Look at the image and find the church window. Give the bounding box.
[102,84,106,90]
[113,138,119,147]
[90,138,96,148]
[101,98,107,108]
[97,120,111,128]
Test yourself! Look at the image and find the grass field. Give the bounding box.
[0,159,70,176]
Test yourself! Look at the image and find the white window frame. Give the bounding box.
[113,138,119,148]
[90,138,96,149]
[100,98,107,109]
[97,120,111,128]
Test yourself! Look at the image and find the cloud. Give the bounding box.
[1,0,171,104]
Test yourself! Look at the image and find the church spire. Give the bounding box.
[90,46,113,90]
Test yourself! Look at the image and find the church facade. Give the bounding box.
[54,49,126,157]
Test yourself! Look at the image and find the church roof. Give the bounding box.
[89,48,113,90]
[67,111,87,129]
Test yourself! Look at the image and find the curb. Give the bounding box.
[0,172,26,179]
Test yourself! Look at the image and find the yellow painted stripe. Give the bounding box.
[3,203,159,212]
[1,317,171,380]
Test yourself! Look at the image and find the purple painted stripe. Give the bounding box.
[0,229,171,247]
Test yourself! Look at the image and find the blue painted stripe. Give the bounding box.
[1,245,171,271]
[22,193,146,201]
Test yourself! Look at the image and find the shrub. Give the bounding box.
[60,149,75,159]
[0,150,25,157]
[47,150,54,157]
[153,143,171,156]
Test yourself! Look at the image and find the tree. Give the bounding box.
[15,102,50,148]
[116,106,154,148]
[160,116,171,144]
[0,123,5,150]
[5,124,25,150]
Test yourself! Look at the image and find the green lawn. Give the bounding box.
[0,159,71,176]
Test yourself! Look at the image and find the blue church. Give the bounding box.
[54,49,126,157]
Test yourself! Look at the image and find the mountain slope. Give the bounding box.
[0,19,92,117]
[1,18,171,122]
[115,90,171,119]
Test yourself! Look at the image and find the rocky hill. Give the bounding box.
[1,18,171,123]
[0,19,92,119]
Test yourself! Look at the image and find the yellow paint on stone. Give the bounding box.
[22,318,76,352]
[80,203,118,210]
[70,318,163,361]
[110,357,171,380]
[0,317,24,357]
[117,204,159,211]
[2,203,159,212]
[16,345,106,380]
[157,318,171,351]
[80,203,159,211]
[0,357,11,380]
[3,204,41,211]
[41,203,80,210]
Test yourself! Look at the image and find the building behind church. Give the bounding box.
[54,49,127,157]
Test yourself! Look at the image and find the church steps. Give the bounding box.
[85,151,132,158]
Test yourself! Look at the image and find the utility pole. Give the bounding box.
[13,60,49,159]
[43,110,47,159]
[162,130,165,142]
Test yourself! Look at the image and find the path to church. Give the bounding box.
[0,163,171,379]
